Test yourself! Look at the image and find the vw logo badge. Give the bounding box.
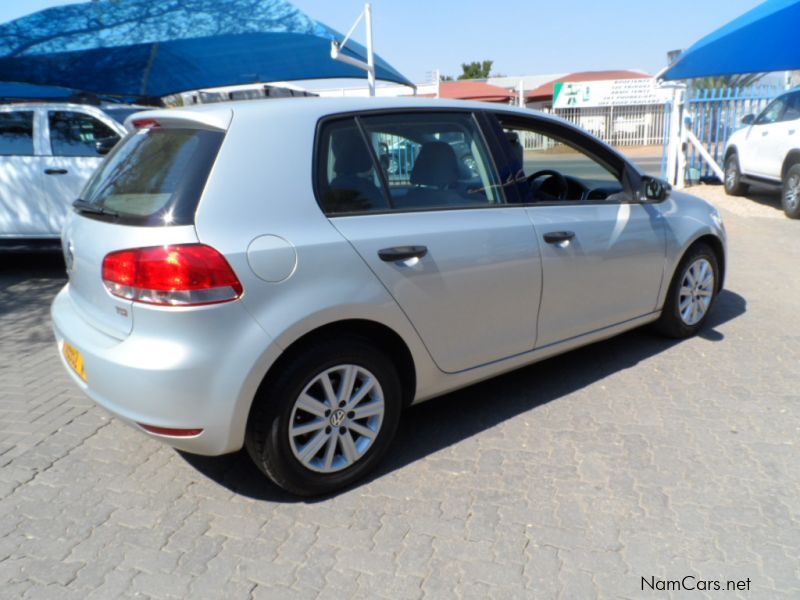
[329,409,346,427]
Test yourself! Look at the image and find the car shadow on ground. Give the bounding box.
[741,185,784,212]
[0,251,66,347]
[181,288,747,503]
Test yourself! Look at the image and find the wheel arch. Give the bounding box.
[252,319,417,413]
[681,234,726,292]
[724,145,738,163]
[781,150,800,178]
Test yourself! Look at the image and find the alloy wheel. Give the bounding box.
[678,258,714,326]
[725,161,737,190]
[288,364,385,473]
[784,174,800,212]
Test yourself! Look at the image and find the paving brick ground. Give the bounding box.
[1,186,798,599]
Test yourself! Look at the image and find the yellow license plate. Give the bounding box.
[63,341,87,382]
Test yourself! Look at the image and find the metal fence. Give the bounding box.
[684,85,781,179]
[553,104,667,147]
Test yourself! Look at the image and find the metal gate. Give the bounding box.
[554,104,667,146]
[683,85,781,180]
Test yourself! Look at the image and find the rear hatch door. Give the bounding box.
[63,111,229,339]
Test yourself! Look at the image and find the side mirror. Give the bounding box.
[741,114,755,126]
[641,176,671,202]
[95,136,119,156]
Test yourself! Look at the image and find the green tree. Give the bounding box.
[457,60,493,80]
[440,74,454,81]
[691,73,766,91]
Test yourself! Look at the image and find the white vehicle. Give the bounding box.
[0,102,143,242]
[723,88,800,218]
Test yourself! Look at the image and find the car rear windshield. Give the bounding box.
[78,127,224,226]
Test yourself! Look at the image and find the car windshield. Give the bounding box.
[79,127,224,226]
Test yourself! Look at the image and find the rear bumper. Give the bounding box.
[51,285,281,455]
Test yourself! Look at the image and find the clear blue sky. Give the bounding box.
[2,0,766,82]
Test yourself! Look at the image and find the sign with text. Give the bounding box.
[553,78,671,108]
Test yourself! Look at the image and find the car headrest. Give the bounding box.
[333,130,373,176]
[506,131,524,167]
[411,141,459,187]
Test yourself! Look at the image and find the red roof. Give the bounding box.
[525,70,650,101]
[421,81,514,102]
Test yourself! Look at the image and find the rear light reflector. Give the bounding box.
[138,423,203,437]
[102,244,243,306]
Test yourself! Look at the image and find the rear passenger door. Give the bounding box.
[318,112,543,374]
[42,109,121,234]
[0,109,49,237]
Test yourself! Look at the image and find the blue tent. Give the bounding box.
[0,0,412,98]
[0,82,76,101]
[662,0,800,80]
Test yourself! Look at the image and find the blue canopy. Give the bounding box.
[662,0,800,80]
[0,82,76,101]
[0,0,413,97]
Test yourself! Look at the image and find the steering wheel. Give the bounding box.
[527,169,569,200]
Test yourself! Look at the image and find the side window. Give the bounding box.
[48,111,119,157]
[359,112,503,210]
[316,118,390,215]
[781,93,800,122]
[755,97,787,125]
[0,111,35,156]
[498,117,624,202]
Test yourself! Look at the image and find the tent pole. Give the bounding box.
[330,3,377,96]
[664,85,684,187]
[365,3,375,97]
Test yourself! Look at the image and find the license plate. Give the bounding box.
[63,341,87,382]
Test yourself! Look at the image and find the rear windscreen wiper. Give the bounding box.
[73,199,121,218]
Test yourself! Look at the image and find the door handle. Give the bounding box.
[761,131,769,136]
[44,168,68,175]
[789,129,796,135]
[543,231,575,244]
[378,245,428,262]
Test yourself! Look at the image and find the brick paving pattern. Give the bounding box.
[1,187,798,598]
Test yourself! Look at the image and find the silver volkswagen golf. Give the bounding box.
[52,98,726,495]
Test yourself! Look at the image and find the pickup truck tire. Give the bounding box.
[782,163,800,219]
[724,153,749,196]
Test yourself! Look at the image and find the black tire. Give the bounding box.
[724,153,749,196]
[245,336,402,496]
[654,243,720,339]
[781,163,800,219]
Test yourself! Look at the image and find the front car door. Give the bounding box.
[743,95,789,179]
[765,91,800,180]
[0,107,50,238]
[489,112,667,348]
[316,111,543,373]
[41,107,122,235]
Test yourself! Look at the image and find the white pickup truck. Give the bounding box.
[723,88,800,218]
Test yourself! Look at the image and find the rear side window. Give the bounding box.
[80,127,224,226]
[49,111,119,157]
[0,111,34,156]
[316,112,503,215]
[316,119,390,214]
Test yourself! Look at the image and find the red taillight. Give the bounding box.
[102,244,243,306]
[131,118,160,129]
[138,423,203,437]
